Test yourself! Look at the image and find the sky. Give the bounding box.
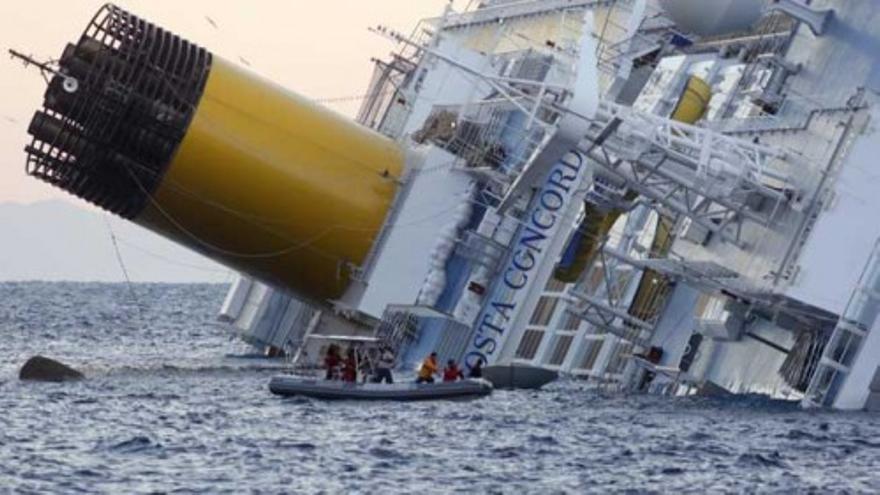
[0,0,467,204]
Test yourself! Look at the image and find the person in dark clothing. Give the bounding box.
[469,358,484,379]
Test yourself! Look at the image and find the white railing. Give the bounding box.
[597,101,795,191]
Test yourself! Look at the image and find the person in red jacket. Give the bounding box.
[443,359,465,382]
[323,344,341,380]
[341,347,357,382]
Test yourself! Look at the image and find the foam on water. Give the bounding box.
[1,282,879,493]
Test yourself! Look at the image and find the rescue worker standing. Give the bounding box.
[416,352,439,384]
[374,346,395,384]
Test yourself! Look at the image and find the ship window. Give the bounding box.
[696,294,727,320]
[583,265,604,293]
[559,311,582,331]
[515,329,545,360]
[606,342,633,375]
[529,296,559,326]
[578,339,604,370]
[830,331,863,367]
[548,335,574,366]
[694,293,713,315]
[545,277,567,293]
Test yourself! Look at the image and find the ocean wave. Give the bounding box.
[1,283,879,493]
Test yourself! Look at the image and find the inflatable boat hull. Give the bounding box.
[269,376,493,401]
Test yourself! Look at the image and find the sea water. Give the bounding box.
[1,282,878,493]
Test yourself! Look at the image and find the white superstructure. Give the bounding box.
[220,0,880,411]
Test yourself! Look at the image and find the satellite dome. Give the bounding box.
[659,0,767,36]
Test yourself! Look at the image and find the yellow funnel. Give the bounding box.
[24,5,404,304]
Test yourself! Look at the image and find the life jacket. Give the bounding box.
[418,357,437,378]
[443,366,462,382]
[341,356,357,382]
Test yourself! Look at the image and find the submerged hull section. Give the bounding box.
[482,364,558,390]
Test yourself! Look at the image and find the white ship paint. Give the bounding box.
[221,0,880,411]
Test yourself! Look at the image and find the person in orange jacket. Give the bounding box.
[416,352,439,384]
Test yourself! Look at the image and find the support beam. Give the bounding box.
[770,0,834,37]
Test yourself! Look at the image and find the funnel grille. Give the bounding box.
[25,4,211,217]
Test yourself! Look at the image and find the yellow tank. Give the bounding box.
[554,203,623,283]
[671,75,712,124]
[24,5,404,304]
[629,80,712,321]
[625,81,706,321]
[626,215,675,322]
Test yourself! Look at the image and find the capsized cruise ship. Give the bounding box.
[16,0,880,410]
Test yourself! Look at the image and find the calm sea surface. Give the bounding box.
[1,282,879,494]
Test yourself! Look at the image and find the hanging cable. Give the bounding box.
[111,235,232,274]
[103,215,145,321]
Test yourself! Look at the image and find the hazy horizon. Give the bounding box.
[0,199,234,283]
